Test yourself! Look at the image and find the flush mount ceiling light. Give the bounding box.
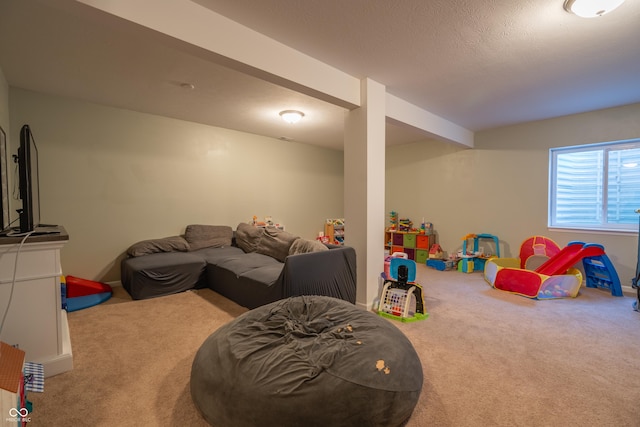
[279,110,305,124]
[564,0,625,17]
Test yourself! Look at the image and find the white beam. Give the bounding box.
[386,93,474,148]
[344,78,386,309]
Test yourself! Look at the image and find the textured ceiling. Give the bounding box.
[1,0,639,150]
[195,0,640,130]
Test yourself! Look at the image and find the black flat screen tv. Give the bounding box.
[17,124,40,233]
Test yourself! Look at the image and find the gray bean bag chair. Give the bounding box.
[190,295,423,427]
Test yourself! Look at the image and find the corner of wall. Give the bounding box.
[0,66,9,135]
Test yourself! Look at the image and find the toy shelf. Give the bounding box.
[325,218,345,245]
[385,229,435,263]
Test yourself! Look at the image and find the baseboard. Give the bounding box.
[356,301,373,311]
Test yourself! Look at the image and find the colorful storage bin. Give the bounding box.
[403,234,416,248]
[415,249,429,264]
[416,235,430,249]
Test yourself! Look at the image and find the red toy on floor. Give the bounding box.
[64,276,112,312]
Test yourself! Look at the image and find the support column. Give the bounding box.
[344,78,386,309]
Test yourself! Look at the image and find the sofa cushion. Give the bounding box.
[185,225,233,251]
[289,238,329,255]
[215,252,281,276]
[197,245,246,266]
[255,227,299,262]
[126,236,190,257]
[239,264,284,287]
[235,222,263,253]
[206,253,286,309]
[121,251,207,299]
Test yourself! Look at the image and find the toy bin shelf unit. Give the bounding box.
[385,230,435,263]
[324,218,345,245]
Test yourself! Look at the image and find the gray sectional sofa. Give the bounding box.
[120,223,357,309]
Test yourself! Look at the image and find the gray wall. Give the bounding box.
[8,88,345,281]
[387,102,640,289]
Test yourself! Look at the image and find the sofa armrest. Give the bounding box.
[281,245,357,304]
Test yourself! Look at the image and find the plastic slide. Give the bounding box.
[66,292,112,312]
[484,257,583,299]
[535,241,605,276]
[485,238,621,299]
[63,275,113,312]
[66,275,112,297]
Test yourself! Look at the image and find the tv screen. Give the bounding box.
[18,124,40,233]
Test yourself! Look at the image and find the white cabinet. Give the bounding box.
[0,230,72,377]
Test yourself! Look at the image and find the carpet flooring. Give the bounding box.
[28,265,640,426]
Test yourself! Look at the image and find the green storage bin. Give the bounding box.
[403,233,416,248]
[415,249,429,264]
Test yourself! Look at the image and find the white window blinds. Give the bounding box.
[549,140,640,232]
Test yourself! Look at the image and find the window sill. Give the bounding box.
[548,226,638,236]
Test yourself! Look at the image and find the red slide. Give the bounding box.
[535,241,605,276]
[65,275,112,298]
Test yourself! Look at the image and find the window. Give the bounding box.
[549,138,640,232]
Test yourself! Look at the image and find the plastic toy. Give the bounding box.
[389,211,398,230]
[484,239,622,299]
[420,219,433,235]
[518,235,561,270]
[378,258,428,322]
[398,218,413,232]
[384,252,408,279]
[64,275,112,312]
[426,259,454,271]
[316,232,330,244]
[457,233,500,273]
[252,215,266,226]
[429,244,444,259]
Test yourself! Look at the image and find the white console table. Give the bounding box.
[0,228,72,377]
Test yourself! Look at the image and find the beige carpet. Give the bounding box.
[29,265,640,426]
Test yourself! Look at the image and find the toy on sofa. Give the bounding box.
[378,257,428,322]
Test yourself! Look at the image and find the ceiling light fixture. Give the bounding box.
[563,0,625,18]
[279,110,305,124]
